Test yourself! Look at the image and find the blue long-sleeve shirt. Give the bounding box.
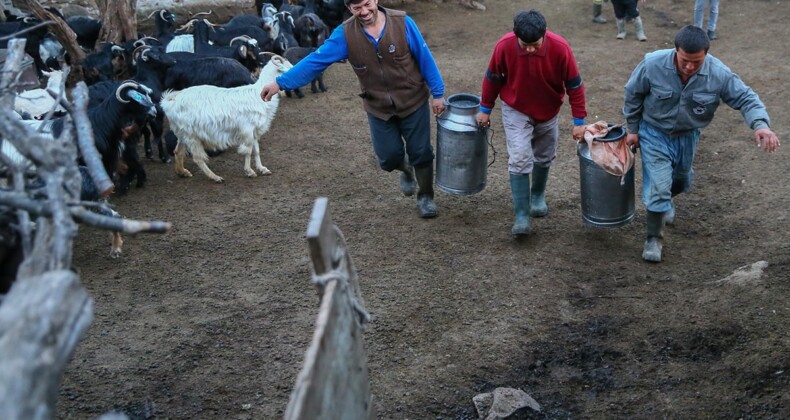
[623,49,770,136]
[276,16,445,99]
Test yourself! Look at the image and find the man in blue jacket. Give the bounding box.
[623,25,780,262]
[260,0,446,219]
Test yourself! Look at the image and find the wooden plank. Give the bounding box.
[305,196,332,275]
[0,270,93,420]
[285,198,372,420]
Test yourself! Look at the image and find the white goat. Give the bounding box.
[160,54,293,183]
[13,69,66,118]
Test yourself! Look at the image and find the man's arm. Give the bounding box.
[276,25,349,91]
[720,72,771,131]
[623,59,650,135]
[404,16,444,100]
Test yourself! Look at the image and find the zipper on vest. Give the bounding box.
[376,47,395,109]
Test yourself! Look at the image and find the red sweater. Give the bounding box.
[480,30,587,123]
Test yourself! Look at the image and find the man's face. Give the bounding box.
[675,48,707,79]
[347,0,379,27]
[517,37,544,54]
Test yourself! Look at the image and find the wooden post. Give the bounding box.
[284,197,373,420]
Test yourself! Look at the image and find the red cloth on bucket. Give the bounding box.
[579,121,634,183]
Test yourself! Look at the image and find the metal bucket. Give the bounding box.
[577,127,635,227]
[435,93,488,196]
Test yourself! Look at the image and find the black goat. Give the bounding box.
[81,43,126,85]
[66,15,102,51]
[63,81,156,192]
[0,17,51,78]
[127,45,176,163]
[208,22,274,53]
[192,19,262,73]
[294,12,328,48]
[163,53,255,90]
[282,47,325,98]
[315,0,348,30]
[272,12,299,55]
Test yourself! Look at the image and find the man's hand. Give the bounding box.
[754,128,780,153]
[625,133,640,149]
[475,112,490,128]
[260,82,281,102]
[572,125,585,141]
[431,98,446,116]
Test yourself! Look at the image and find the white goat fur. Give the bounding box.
[14,70,66,117]
[160,55,293,183]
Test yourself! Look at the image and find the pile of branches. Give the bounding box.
[0,39,168,419]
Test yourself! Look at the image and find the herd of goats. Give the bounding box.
[0,1,348,274]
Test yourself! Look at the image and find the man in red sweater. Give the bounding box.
[476,9,587,236]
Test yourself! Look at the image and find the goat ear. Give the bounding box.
[238,45,248,57]
[126,90,154,108]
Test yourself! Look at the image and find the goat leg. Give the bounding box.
[194,158,224,183]
[318,75,327,93]
[252,142,271,175]
[173,140,192,178]
[109,231,123,258]
[243,153,257,178]
[152,114,171,163]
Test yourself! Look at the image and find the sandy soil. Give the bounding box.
[59,0,789,418]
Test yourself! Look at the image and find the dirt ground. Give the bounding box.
[58,0,789,418]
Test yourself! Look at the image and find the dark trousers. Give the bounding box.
[611,0,640,19]
[366,101,434,171]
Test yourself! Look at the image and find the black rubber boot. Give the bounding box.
[509,173,531,236]
[530,164,550,217]
[642,211,665,262]
[397,156,416,197]
[414,164,438,218]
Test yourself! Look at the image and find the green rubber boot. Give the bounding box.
[530,164,550,217]
[592,3,607,23]
[509,173,531,236]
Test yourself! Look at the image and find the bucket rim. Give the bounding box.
[445,93,481,109]
[596,125,626,142]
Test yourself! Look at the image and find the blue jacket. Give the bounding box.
[623,49,769,136]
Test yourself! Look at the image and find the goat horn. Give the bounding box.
[229,35,254,46]
[177,19,196,32]
[138,36,160,44]
[190,10,213,19]
[116,81,140,104]
[159,10,169,21]
[132,45,149,61]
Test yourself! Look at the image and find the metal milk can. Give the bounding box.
[577,126,635,227]
[435,93,489,196]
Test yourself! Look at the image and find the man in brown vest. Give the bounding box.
[260,0,447,218]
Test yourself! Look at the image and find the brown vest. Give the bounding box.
[343,7,430,120]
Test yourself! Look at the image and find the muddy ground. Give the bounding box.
[59,0,789,418]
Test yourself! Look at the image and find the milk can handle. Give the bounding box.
[484,126,496,168]
[434,115,498,168]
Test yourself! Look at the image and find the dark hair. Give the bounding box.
[345,0,362,5]
[674,25,710,54]
[513,10,547,43]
